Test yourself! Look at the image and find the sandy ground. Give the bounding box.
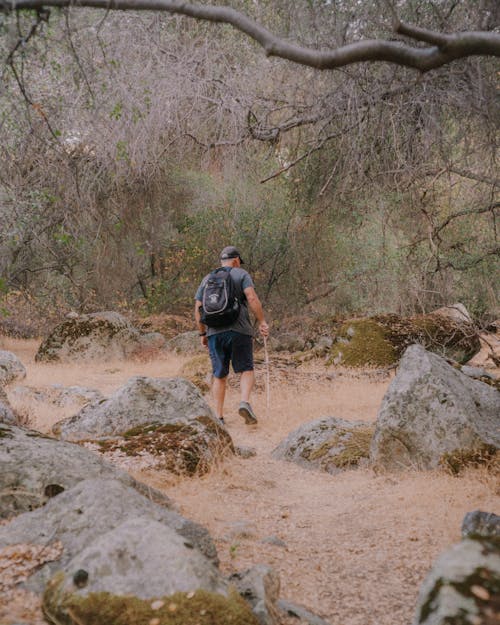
[1,336,499,625]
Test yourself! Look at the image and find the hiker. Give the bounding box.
[194,245,269,425]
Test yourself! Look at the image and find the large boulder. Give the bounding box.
[51,517,226,598]
[0,424,172,518]
[370,345,500,470]
[35,311,164,363]
[0,477,218,593]
[412,536,500,625]
[54,376,233,475]
[55,376,213,440]
[272,417,374,474]
[0,350,26,386]
[328,306,480,367]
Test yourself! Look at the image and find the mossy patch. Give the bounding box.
[43,576,260,625]
[328,319,397,367]
[439,446,500,475]
[97,420,233,476]
[0,426,13,438]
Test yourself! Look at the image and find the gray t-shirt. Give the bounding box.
[195,267,254,336]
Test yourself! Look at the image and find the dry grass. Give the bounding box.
[1,338,499,625]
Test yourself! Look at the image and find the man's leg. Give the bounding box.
[212,375,227,419]
[232,333,258,424]
[240,370,255,403]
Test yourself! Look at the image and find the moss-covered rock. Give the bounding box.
[43,576,260,625]
[370,345,500,471]
[272,417,374,474]
[329,311,480,367]
[413,536,500,625]
[35,312,143,363]
[98,418,234,476]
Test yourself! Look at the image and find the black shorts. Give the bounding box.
[207,331,254,378]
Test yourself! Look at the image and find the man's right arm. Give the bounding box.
[244,286,269,337]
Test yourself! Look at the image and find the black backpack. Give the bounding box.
[200,267,241,328]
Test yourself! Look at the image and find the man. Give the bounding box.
[195,245,269,425]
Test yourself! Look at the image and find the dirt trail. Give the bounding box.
[2,337,499,625]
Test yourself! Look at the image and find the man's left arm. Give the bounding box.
[194,300,208,347]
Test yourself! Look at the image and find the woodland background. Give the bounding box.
[0,0,499,327]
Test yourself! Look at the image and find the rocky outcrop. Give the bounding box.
[0,477,218,592]
[35,311,165,362]
[54,376,233,475]
[328,305,480,367]
[0,350,26,386]
[370,345,500,470]
[412,535,500,625]
[0,424,172,518]
[272,417,373,474]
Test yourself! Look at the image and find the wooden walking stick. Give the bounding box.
[263,334,271,418]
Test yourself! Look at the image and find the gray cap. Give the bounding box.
[220,245,244,264]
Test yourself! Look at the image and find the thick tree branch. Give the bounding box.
[2,0,500,72]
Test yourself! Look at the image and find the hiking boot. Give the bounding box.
[238,401,257,425]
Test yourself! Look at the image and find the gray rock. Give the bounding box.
[412,536,500,625]
[0,477,218,592]
[462,510,500,539]
[0,350,26,386]
[432,302,473,325]
[229,565,281,625]
[53,377,233,476]
[370,345,500,470]
[10,384,104,408]
[272,417,373,474]
[56,517,226,599]
[35,311,146,363]
[54,376,215,440]
[166,330,205,354]
[0,388,16,424]
[277,599,334,625]
[273,333,307,353]
[0,424,172,518]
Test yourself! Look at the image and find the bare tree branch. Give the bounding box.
[2,0,500,72]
